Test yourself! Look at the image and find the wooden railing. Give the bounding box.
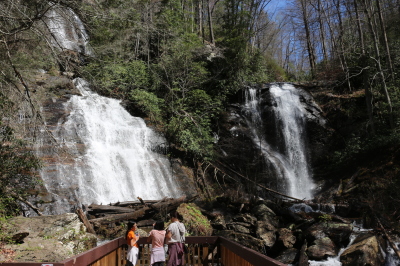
[0,236,287,266]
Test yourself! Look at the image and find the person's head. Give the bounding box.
[128,221,137,230]
[125,220,137,239]
[154,220,164,231]
[169,211,182,222]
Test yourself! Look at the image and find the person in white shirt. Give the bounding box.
[166,211,186,266]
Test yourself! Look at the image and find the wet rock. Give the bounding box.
[227,223,251,234]
[306,221,353,247]
[256,220,277,248]
[340,234,384,266]
[252,203,278,227]
[211,214,227,230]
[307,237,337,260]
[275,248,299,264]
[233,213,257,225]
[216,230,266,254]
[277,228,296,249]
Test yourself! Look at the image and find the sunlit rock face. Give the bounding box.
[0,213,97,262]
[214,83,328,199]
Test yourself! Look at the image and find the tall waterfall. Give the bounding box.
[244,83,315,199]
[37,7,182,213]
[38,79,182,212]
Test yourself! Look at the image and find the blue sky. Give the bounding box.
[267,0,288,20]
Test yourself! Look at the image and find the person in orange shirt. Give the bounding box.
[125,221,139,266]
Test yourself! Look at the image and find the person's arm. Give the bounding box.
[129,233,139,246]
[147,231,152,243]
[165,229,172,240]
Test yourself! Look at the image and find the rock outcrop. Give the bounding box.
[0,213,97,262]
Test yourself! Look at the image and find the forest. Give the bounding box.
[0,0,400,261]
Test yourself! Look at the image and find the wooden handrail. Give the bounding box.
[0,236,287,266]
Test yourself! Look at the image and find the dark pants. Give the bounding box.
[153,262,165,266]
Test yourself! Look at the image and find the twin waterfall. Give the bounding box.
[244,83,315,199]
[39,5,314,212]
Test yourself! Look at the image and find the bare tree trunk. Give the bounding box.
[376,0,394,79]
[363,0,393,128]
[354,0,375,134]
[198,0,203,37]
[334,0,351,90]
[299,0,316,77]
[316,0,328,61]
[207,0,215,44]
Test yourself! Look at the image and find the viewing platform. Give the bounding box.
[0,236,287,266]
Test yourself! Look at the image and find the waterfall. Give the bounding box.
[38,78,182,213]
[244,83,315,199]
[35,4,182,213]
[45,5,93,56]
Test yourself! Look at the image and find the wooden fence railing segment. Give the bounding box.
[62,237,126,266]
[0,262,64,266]
[0,236,287,266]
[217,237,287,266]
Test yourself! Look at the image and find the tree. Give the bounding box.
[0,94,41,217]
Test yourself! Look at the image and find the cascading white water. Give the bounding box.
[46,6,93,56]
[37,4,182,212]
[244,83,315,199]
[39,78,182,210]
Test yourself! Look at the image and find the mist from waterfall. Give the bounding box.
[39,78,182,212]
[244,83,315,199]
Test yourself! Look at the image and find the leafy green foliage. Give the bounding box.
[84,60,150,98]
[0,87,41,217]
[80,0,283,160]
[0,120,41,217]
[130,89,164,123]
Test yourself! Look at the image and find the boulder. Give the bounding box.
[277,228,296,249]
[340,234,384,266]
[216,230,266,254]
[256,220,277,248]
[306,221,353,247]
[275,248,299,264]
[227,222,251,234]
[307,237,337,260]
[0,213,97,262]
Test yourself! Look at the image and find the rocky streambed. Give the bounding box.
[2,197,398,265]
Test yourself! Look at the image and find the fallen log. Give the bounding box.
[76,208,96,234]
[88,204,139,215]
[111,199,167,207]
[89,196,188,225]
[377,218,400,260]
[89,206,151,225]
[298,239,308,266]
